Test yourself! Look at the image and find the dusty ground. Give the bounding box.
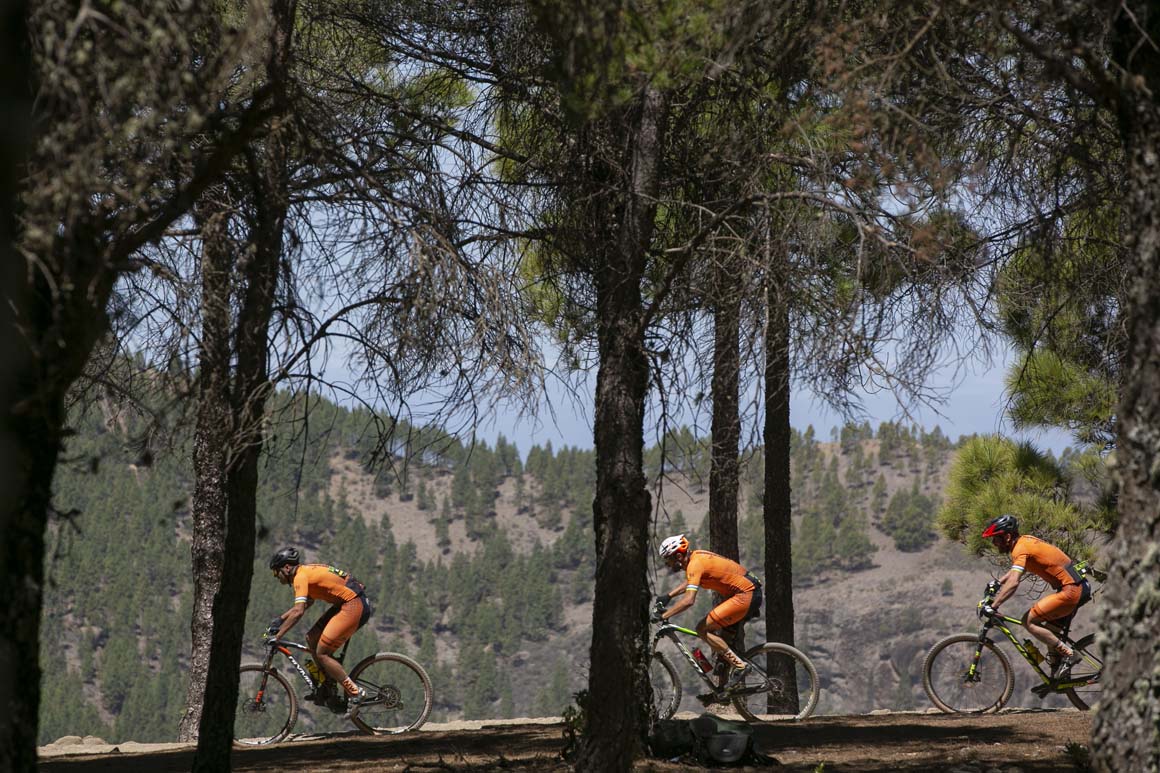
[39,709,1093,772]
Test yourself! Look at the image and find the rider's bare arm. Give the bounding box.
[992,570,1022,609]
[662,587,698,620]
[274,601,308,639]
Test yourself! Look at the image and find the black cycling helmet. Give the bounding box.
[269,547,301,570]
[981,514,1018,539]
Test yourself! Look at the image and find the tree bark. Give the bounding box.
[763,243,797,713]
[1092,5,1160,770]
[0,5,38,761]
[0,5,35,763]
[178,195,236,743]
[709,256,741,561]
[192,116,288,773]
[575,87,665,773]
[0,12,120,766]
[189,5,294,767]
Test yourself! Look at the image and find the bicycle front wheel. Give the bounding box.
[235,665,298,745]
[923,634,1013,713]
[650,650,681,720]
[348,653,433,734]
[732,642,820,721]
[1064,633,1103,711]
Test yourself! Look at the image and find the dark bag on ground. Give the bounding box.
[648,713,780,766]
[648,718,696,758]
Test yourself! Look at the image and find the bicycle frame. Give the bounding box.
[652,622,771,699]
[972,610,1099,694]
[654,623,723,689]
[262,639,317,692]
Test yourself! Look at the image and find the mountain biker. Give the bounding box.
[655,534,763,691]
[980,515,1089,673]
[268,547,374,712]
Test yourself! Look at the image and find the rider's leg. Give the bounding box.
[316,600,364,696]
[697,593,753,669]
[1024,586,1081,658]
[306,606,341,682]
[697,619,745,666]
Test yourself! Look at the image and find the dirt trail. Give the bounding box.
[38,709,1092,772]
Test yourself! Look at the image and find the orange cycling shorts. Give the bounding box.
[311,596,370,650]
[707,590,756,629]
[1029,583,1082,621]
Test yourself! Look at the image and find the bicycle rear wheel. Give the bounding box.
[923,634,1014,713]
[235,665,298,745]
[650,650,681,720]
[348,653,433,734]
[732,642,820,721]
[1063,633,1103,711]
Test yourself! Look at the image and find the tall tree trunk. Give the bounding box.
[178,195,235,742]
[763,244,797,713]
[576,87,665,773]
[192,115,288,772]
[0,11,121,764]
[709,256,741,561]
[1092,5,1160,770]
[0,6,41,767]
[189,6,294,767]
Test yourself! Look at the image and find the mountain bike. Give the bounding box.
[922,580,1102,713]
[649,600,820,722]
[235,632,433,744]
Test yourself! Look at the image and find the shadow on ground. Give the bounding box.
[39,710,1092,772]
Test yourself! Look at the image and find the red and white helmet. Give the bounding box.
[659,534,690,559]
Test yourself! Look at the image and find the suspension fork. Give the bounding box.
[966,620,995,680]
[250,645,285,704]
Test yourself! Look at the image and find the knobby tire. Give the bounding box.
[733,642,820,722]
[923,633,1014,713]
[234,664,298,745]
[348,652,433,734]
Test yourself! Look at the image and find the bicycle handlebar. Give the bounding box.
[976,580,1002,619]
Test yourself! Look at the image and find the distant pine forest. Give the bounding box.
[40,393,1074,743]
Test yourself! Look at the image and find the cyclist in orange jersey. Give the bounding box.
[268,547,374,711]
[655,534,763,691]
[981,515,1090,672]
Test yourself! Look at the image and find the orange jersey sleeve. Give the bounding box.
[685,551,755,596]
[292,564,360,606]
[1010,536,1074,590]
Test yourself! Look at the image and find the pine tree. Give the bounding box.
[835,511,877,570]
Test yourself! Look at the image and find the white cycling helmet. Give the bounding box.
[658,534,690,559]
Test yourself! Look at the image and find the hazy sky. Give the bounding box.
[470,343,1076,457]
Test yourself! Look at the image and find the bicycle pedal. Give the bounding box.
[1030,683,1052,698]
[696,691,726,706]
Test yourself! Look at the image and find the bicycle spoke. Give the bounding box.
[1063,634,1103,711]
[235,666,297,745]
[923,636,1012,713]
[349,654,432,734]
[732,644,819,721]
[649,652,681,720]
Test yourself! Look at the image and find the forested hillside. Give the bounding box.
[40,396,1080,743]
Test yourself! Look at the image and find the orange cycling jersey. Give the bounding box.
[292,564,361,606]
[685,550,756,597]
[1010,536,1077,590]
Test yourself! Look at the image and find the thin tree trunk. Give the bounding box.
[189,5,294,766]
[763,242,797,713]
[709,256,741,561]
[576,87,664,773]
[1092,6,1160,769]
[178,195,235,742]
[192,118,287,773]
